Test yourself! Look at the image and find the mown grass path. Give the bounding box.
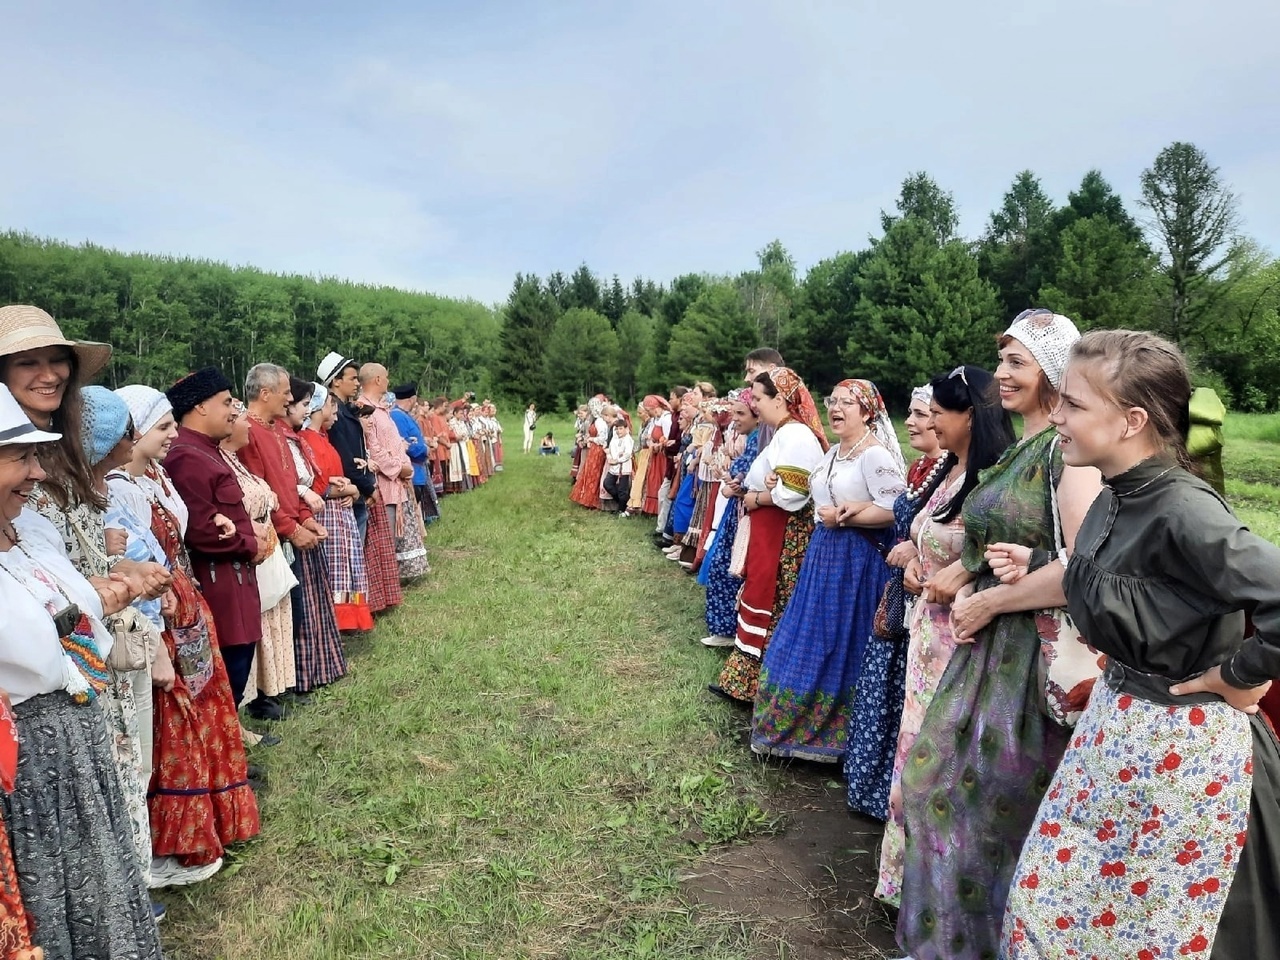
[165,428,836,959]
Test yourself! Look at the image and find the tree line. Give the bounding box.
[0,234,500,397]
[500,141,1280,411]
[3,139,1275,413]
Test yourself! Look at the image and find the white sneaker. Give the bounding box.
[149,855,224,889]
[618,511,631,519]
[700,635,735,648]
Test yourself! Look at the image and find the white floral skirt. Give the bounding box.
[1003,680,1252,958]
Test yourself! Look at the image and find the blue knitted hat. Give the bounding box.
[81,386,132,466]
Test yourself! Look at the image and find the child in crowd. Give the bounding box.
[604,419,635,517]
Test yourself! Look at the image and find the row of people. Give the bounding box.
[0,304,501,958]
[577,318,1280,959]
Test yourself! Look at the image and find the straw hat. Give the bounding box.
[0,305,112,383]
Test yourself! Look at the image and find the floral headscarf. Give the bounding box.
[835,378,907,475]
[699,397,735,430]
[587,394,608,419]
[728,386,757,416]
[768,367,829,452]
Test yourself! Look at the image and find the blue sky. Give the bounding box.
[2,0,1277,305]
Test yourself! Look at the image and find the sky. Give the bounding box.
[2,0,1277,305]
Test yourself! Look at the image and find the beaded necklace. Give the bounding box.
[906,454,948,503]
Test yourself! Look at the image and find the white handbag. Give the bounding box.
[256,543,298,612]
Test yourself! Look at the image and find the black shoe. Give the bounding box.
[282,690,313,707]
[246,697,284,722]
[246,764,266,782]
[255,732,282,747]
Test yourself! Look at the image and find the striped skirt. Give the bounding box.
[293,545,348,692]
[365,501,404,614]
[6,692,163,960]
[320,500,373,632]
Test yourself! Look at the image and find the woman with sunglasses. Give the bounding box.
[750,379,906,760]
[894,310,1101,960]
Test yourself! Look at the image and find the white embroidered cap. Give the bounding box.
[1003,309,1081,389]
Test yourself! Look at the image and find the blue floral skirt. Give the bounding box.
[844,633,908,819]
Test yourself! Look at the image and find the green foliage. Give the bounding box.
[1198,252,1280,410]
[1038,215,1158,330]
[849,216,1001,403]
[614,310,654,403]
[1140,141,1241,348]
[498,274,560,407]
[979,170,1060,317]
[666,282,757,391]
[882,171,959,243]
[0,232,499,397]
[784,250,868,391]
[545,308,618,409]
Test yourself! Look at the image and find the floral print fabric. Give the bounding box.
[1003,682,1251,959]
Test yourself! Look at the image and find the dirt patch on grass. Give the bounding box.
[681,765,898,960]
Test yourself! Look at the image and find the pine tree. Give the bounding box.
[979,171,1060,317]
[1140,141,1241,348]
[544,308,618,409]
[497,273,559,407]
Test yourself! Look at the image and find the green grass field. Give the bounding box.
[165,419,792,960]
[164,412,1280,960]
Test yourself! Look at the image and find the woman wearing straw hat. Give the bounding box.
[0,305,172,897]
[0,380,163,958]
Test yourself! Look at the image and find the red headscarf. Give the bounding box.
[642,394,670,413]
[768,367,829,451]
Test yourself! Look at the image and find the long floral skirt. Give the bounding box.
[6,693,163,960]
[151,617,260,865]
[254,591,296,699]
[751,525,890,761]
[1003,679,1280,960]
[102,666,151,877]
[570,446,606,508]
[702,502,744,637]
[844,633,908,821]
[897,580,1069,959]
[395,496,430,583]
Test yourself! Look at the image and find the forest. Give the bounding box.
[2,140,1277,411]
[500,141,1280,410]
[0,236,500,398]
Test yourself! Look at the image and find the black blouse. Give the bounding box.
[1065,456,1280,689]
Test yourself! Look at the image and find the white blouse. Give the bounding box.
[0,509,111,704]
[607,434,634,474]
[810,444,906,511]
[744,421,826,513]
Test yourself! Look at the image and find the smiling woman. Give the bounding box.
[0,380,163,960]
